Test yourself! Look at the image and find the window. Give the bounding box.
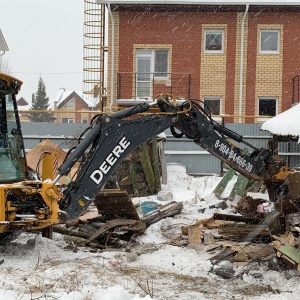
[66,100,74,109]
[205,30,224,53]
[136,49,168,79]
[82,118,88,124]
[136,49,169,98]
[62,118,74,123]
[260,30,279,53]
[154,50,168,77]
[258,97,277,122]
[203,97,221,115]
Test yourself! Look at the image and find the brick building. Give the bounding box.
[98,0,300,123]
[52,89,98,123]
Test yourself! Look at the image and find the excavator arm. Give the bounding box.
[55,95,284,221]
[57,102,179,219]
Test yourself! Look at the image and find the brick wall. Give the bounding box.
[106,8,300,122]
[200,24,228,115]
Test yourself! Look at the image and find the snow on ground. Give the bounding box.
[0,164,300,300]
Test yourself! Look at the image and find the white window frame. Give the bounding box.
[257,97,278,123]
[203,96,222,122]
[135,49,169,99]
[204,30,224,54]
[62,117,74,123]
[66,100,74,109]
[136,49,169,80]
[260,30,280,54]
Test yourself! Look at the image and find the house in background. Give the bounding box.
[17,90,98,124]
[98,0,300,123]
[17,97,30,122]
[51,89,98,124]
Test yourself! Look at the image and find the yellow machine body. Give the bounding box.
[0,180,62,233]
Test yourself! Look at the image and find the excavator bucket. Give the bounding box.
[94,189,140,221]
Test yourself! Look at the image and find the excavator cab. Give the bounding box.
[0,73,62,243]
[0,73,27,182]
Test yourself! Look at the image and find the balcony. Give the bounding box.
[117,72,191,105]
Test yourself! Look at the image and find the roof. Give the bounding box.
[0,29,9,52]
[17,96,31,111]
[52,89,98,109]
[97,0,300,5]
[261,103,300,138]
[17,97,29,106]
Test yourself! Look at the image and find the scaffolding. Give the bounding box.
[83,0,107,110]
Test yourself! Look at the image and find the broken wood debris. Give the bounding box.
[53,217,146,249]
[181,213,272,244]
[218,224,271,243]
[86,219,146,244]
[179,209,300,276]
[54,190,183,249]
[142,201,183,226]
[209,242,275,275]
[272,232,300,271]
[213,212,263,224]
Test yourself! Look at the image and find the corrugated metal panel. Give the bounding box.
[165,152,221,174]
[21,122,300,175]
[22,122,89,151]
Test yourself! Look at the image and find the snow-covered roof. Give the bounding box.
[261,103,300,137]
[17,96,31,111]
[97,0,300,5]
[51,89,98,109]
[0,29,9,52]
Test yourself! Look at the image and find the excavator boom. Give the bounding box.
[57,95,285,220]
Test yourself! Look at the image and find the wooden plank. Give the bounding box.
[213,168,235,197]
[138,143,156,194]
[218,224,270,242]
[229,174,243,200]
[142,201,183,226]
[86,219,139,243]
[278,243,300,264]
[151,139,161,192]
[213,213,263,224]
[188,226,202,244]
[53,225,90,239]
[128,159,140,195]
[209,247,237,263]
[228,174,249,200]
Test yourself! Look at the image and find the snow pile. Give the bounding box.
[261,103,300,139]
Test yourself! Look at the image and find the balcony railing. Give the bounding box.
[117,72,191,102]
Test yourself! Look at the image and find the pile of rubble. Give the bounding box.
[53,183,300,277]
[53,189,183,249]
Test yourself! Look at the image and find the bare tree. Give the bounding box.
[0,56,12,74]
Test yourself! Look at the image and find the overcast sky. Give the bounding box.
[0,0,84,102]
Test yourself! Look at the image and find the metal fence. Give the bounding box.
[21,122,300,176]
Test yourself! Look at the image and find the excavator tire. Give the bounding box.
[0,232,21,245]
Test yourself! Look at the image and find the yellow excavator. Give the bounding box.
[0,73,62,243]
[1,72,300,244]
